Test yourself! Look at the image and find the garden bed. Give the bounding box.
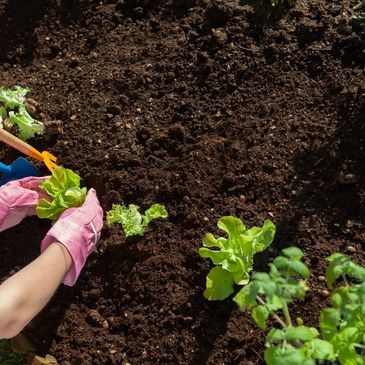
[0,0,364,364]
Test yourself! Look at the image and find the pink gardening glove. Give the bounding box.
[0,176,50,233]
[40,188,103,286]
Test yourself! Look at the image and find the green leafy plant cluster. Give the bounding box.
[0,340,25,365]
[0,86,44,140]
[353,1,365,27]
[36,166,87,221]
[107,203,168,237]
[268,0,296,7]
[234,247,365,365]
[199,217,276,300]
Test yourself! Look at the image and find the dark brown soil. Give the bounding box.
[0,0,364,364]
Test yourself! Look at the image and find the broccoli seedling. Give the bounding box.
[199,217,275,300]
[107,203,168,237]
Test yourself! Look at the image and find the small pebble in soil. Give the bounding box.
[211,28,228,45]
[87,288,101,300]
[87,309,104,325]
[346,245,356,253]
[132,7,144,18]
[69,57,80,68]
[346,219,355,228]
[321,290,330,297]
[318,275,326,282]
[338,173,358,185]
[106,105,121,115]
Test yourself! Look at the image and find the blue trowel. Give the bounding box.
[0,157,42,185]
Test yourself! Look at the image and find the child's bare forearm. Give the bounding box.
[0,243,72,339]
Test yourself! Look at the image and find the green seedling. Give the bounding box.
[0,86,44,140]
[269,0,296,7]
[0,340,25,365]
[199,217,275,300]
[320,254,365,364]
[353,1,365,27]
[36,166,87,221]
[234,247,335,365]
[107,203,168,237]
[233,246,365,364]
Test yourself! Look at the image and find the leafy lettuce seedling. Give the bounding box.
[36,167,87,221]
[0,86,44,140]
[107,203,168,237]
[199,217,275,300]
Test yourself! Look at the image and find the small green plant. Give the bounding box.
[36,166,87,221]
[0,339,25,365]
[0,86,44,140]
[234,247,335,364]
[353,1,365,27]
[320,254,365,364]
[107,203,168,237]
[268,0,296,7]
[199,217,275,300]
[233,247,365,365]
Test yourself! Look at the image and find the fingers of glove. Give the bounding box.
[58,189,103,233]
[0,185,39,210]
[0,205,35,233]
[40,189,104,286]
[6,176,51,201]
[7,176,50,190]
[41,188,103,253]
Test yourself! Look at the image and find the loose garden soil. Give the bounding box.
[0,0,364,364]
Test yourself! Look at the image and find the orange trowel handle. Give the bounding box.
[0,128,43,161]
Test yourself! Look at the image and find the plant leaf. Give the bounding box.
[285,326,319,342]
[142,203,168,226]
[107,204,144,237]
[107,203,168,237]
[36,167,87,221]
[217,216,246,236]
[8,108,44,140]
[265,344,315,365]
[203,267,235,301]
[0,86,29,109]
[200,217,275,302]
[282,247,304,260]
[303,339,335,361]
[252,305,269,329]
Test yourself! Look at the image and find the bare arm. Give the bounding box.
[0,242,72,339]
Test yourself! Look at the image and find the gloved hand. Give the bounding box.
[0,176,50,233]
[40,188,103,286]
